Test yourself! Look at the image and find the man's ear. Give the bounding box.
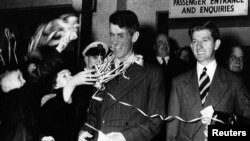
[132,31,139,43]
[214,39,221,51]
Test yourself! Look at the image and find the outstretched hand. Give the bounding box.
[68,69,98,86]
[63,69,98,103]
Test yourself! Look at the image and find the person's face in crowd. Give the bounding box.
[65,15,79,33]
[55,69,72,89]
[109,24,138,62]
[84,55,102,69]
[1,70,26,92]
[179,50,190,62]
[155,34,170,57]
[190,29,220,66]
[11,70,26,89]
[27,63,37,75]
[229,46,244,72]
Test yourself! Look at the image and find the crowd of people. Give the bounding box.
[0,9,250,141]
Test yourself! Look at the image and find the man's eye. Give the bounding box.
[191,40,197,44]
[110,33,114,37]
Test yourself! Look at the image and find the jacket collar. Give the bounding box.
[103,63,146,110]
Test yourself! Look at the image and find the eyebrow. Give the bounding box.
[117,33,125,36]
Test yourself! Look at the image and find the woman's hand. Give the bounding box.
[63,69,98,103]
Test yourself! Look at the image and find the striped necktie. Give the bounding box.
[199,67,210,106]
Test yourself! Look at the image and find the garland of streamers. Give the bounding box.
[1,28,18,66]
[92,53,143,94]
[106,92,224,123]
[27,14,79,55]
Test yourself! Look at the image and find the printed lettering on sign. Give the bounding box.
[170,0,248,18]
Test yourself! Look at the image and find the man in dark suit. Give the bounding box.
[154,33,171,68]
[150,33,174,141]
[77,10,166,141]
[166,21,250,141]
[153,33,173,92]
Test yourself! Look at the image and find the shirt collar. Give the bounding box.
[197,60,217,81]
[156,56,170,64]
[115,53,135,68]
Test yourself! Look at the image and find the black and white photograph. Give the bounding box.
[0,0,250,141]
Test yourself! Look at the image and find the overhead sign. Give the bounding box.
[169,0,248,18]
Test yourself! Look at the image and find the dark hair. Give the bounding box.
[109,10,139,35]
[188,21,220,41]
[85,44,106,57]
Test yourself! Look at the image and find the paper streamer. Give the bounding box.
[85,86,225,140]
[106,93,224,124]
[85,123,110,141]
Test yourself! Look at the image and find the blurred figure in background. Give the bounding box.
[150,32,174,141]
[82,41,109,70]
[175,46,196,75]
[227,45,244,73]
[0,69,36,141]
[153,32,176,102]
[25,13,79,80]
[66,41,109,141]
[154,33,171,67]
[226,45,250,89]
[39,69,97,141]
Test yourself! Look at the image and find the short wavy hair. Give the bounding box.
[188,20,220,41]
[109,10,139,36]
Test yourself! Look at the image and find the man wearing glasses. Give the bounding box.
[228,45,245,73]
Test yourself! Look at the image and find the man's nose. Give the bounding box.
[21,78,26,84]
[112,36,118,45]
[235,58,241,64]
[197,41,203,49]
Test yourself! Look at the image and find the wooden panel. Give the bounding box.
[156,11,169,34]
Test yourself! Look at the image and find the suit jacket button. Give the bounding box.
[125,122,128,125]
[102,120,106,124]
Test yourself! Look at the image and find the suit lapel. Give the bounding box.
[103,63,146,111]
[183,69,203,117]
[203,66,230,108]
[104,77,116,95]
[183,69,203,134]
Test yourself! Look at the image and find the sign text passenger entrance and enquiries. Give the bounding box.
[169,0,248,18]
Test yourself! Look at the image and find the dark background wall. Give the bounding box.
[0,0,71,9]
